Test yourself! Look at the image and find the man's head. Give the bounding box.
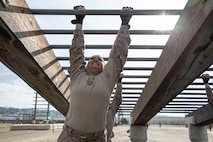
[86,55,105,75]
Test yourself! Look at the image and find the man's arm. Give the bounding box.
[107,7,133,83]
[110,74,123,115]
[202,74,213,106]
[68,5,86,79]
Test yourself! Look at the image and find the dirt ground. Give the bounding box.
[0,124,213,142]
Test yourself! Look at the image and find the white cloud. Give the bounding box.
[0,63,35,108]
[0,78,35,108]
[0,63,54,109]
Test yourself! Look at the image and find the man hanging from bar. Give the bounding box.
[202,74,213,106]
[105,73,123,142]
[57,5,133,142]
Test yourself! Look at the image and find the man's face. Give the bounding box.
[86,55,104,75]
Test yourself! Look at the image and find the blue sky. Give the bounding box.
[0,0,192,117]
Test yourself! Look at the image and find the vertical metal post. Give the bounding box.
[118,111,120,124]
[33,92,38,121]
[52,117,54,133]
[46,102,50,121]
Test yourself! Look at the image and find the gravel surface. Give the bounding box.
[0,124,213,142]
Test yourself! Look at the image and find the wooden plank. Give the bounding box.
[0,18,69,116]
[0,0,70,115]
[186,104,213,125]
[131,0,213,125]
[10,124,50,131]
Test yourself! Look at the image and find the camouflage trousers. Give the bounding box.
[57,125,106,142]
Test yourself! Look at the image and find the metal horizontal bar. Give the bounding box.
[63,67,154,71]
[168,103,207,106]
[117,108,201,114]
[162,108,198,110]
[120,100,140,103]
[179,92,207,95]
[119,106,135,108]
[112,96,139,99]
[159,111,192,113]
[118,108,134,110]
[117,113,132,116]
[166,103,205,106]
[170,100,208,103]
[161,110,197,112]
[117,111,133,113]
[160,109,195,112]
[118,110,133,112]
[117,110,132,113]
[112,92,141,95]
[117,110,133,113]
[121,101,138,103]
[57,57,158,61]
[42,30,171,35]
[163,106,200,109]
[191,82,213,85]
[120,104,136,106]
[51,45,165,49]
[119,99,207,104]
[122,82,147,84]
[184,88,206,90]
[117,113,132,115]
[120,75,150,77]
[118,87,143,90]
[112,96,207,99]
[175,97,207,99]
[118,106,202,110]
[31,9,182,15]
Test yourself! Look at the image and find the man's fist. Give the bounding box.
[71,5,85,24]
[120,7,133,27]
[202,74,210,83]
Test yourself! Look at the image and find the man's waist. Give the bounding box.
[64,125,104,138]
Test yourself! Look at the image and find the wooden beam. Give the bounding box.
[131,0,213,125]
[186,104,213,125]
[0,0,70,115]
